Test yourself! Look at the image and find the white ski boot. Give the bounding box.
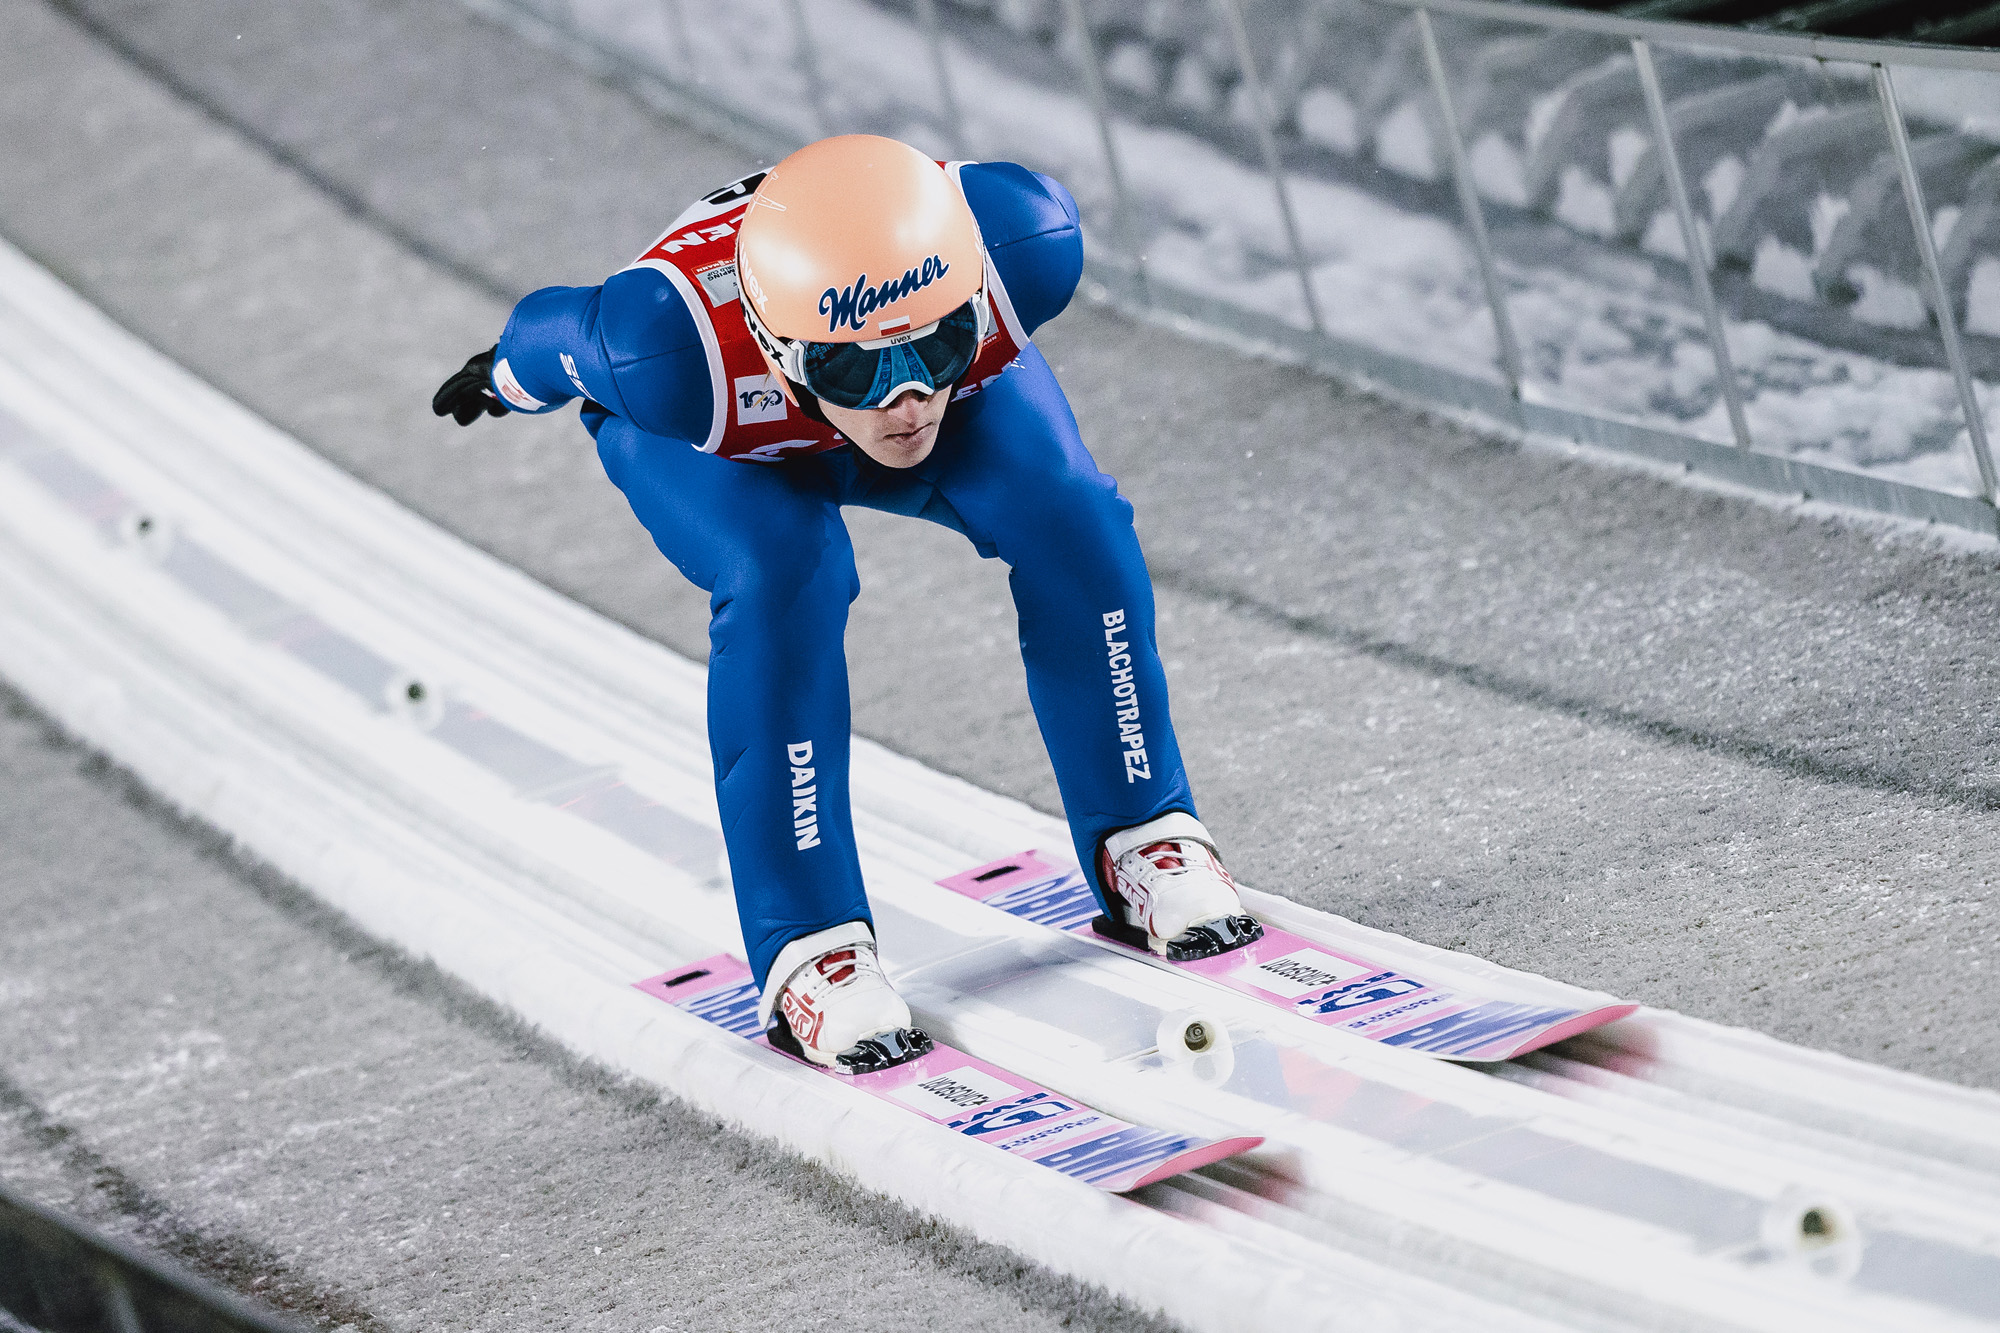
[761,924,932,1074]
[1095,812,1263,961]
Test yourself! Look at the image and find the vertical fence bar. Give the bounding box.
[1632,38,1753,452]
[98,1269,143,1333]
[1056,0,1148,295]
[658,0,695,82]
[1415,8,1524,400]
[1873,62,1998,503]
[781,0,834,137]
[914,0,969,159]
[1216,0,1325,336]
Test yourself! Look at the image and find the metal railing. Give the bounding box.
[1360,0,1998,512]
[0,1185,302,1333]
[473,0,2000,537]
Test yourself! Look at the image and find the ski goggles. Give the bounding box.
[746,293,989,411]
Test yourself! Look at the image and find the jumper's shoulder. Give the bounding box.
[596,266,715,444]
[960,161,1083,336]
[961,161,1081,250]
[598,265,706,363]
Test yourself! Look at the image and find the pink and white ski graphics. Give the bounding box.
[939,852,1638,1063]
[635,955,1262,1194]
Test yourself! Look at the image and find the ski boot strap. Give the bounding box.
[1101,810,1214,865]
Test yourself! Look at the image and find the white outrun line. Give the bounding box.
[1,236,1998,1333]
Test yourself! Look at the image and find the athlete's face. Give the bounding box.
[821,385,953,469]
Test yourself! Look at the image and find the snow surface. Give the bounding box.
[560,0,1997,498]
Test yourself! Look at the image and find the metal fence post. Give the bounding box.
[1632,38,1753,452]
[914,0,969,159]
[1415,8,1524,400]
[99,1269,143,1333]
[1873,62,1998,504]
[1216,0,1326,336]
[1056,0,1149,296]
[781,0,834,138]
[657,0,695,82]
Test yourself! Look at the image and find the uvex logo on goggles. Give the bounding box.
[819,256,951,334]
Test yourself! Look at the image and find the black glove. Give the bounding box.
[432,345,509,426]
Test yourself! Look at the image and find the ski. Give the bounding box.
[635,955,1263,1193]
[939,851,1637,1063]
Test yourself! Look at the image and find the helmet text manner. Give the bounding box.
[819,255,950,334]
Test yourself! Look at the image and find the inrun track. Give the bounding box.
[1,0,1998,1329]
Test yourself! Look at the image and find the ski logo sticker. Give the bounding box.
[736,374,787,425]
[952,1090,1081,1138]
[1233,948,1373,999]
[696,259,743,307]
[984,868,1100,931]
[891,1065,1016,1119]
[1296,973,1428,1015]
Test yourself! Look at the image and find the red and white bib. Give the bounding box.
[622,162,1028,463]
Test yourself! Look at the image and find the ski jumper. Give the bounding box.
[493,161,1198,992]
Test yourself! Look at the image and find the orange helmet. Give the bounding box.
[737,135,991,410]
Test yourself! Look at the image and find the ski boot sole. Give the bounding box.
[1090,912,1264,962]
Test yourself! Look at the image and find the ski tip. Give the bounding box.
[1471,1003,1644,1063]
[1121,1135,1265,1193]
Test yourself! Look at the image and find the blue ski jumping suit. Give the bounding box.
[492,162,1198,990]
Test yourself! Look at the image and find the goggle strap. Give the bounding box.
[742,297,807,383]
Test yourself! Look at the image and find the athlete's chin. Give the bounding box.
[863,432,937,469]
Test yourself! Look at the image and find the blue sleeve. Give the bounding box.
[960,162,1083,337]
[493,268,714,446]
